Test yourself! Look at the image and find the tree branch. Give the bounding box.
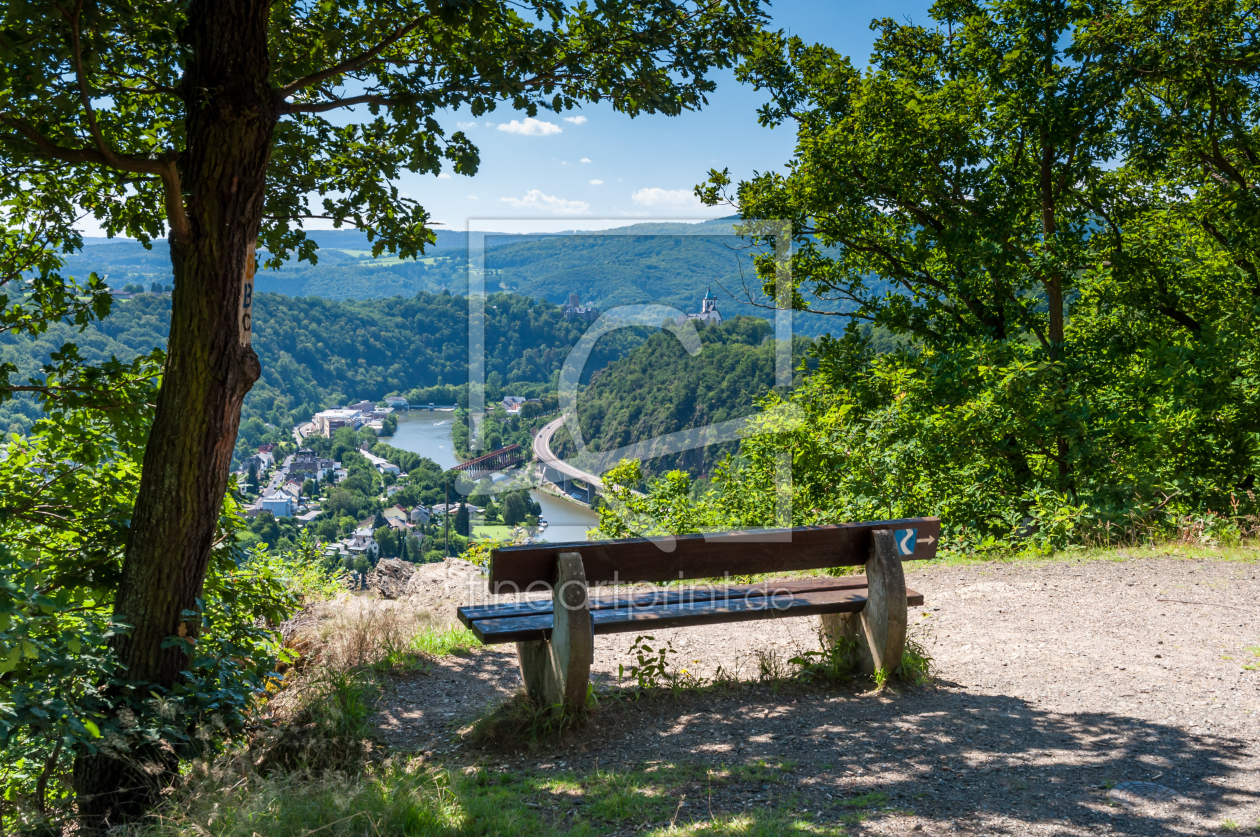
[1,6,192,241]
[61,0,127,170]
[277,14,433,99]
[284,94,403,114]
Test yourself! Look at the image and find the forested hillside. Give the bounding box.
[0,291,646,440]
[65,220,874,337]
[550,316,810,479]
[64,229,537,300]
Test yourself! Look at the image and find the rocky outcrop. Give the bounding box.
[404,557,484,599]
[367,557,416,599]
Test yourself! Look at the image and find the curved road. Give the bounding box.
[533,416,603,490]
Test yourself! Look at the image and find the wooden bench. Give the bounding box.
[457,517,940,712]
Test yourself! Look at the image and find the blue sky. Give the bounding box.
[79,1,934,238]
[415,0,935,233]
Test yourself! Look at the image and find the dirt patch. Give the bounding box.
[374,554,1260,835]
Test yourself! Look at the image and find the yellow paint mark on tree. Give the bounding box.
[239,240,256,347]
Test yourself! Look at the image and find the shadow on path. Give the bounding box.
[422,664,1258,835]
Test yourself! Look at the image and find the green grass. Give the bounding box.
[839,791,889,808]
[143,759,871,837]
[474,524,515,540]
[1244,646,1260,671]
[410,625,482,657]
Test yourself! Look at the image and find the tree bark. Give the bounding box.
[1040,128,1071,492]
[74,0,274,829]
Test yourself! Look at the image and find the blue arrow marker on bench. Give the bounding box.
[894,528,917,556]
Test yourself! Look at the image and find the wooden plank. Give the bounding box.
[458,575,877,624]
[488,518,941,588]
[466,585,925,644]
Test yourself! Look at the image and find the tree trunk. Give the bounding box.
[74,0,274,829]
[1039,131,1071,492]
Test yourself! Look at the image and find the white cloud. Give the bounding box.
[496,118,562,136]
[564,115,588,125]
[630,187,703,209]
[455,121,478,129]
[437,173,451,179]
[468,194,478,200]
[498,190,590,215]
[580,157,592,163]
[590,179,604,185]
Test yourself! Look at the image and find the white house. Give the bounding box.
[259,490,296,518]
[290,449,337,480]
[312,408,363,437]
[344,527,379,559]
[431,502,480,516]
[502,395,527,414]
[245,451,274,475]
[385,396,408,408]
[359,447,401,475]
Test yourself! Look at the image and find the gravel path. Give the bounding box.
[373,554,1260,835]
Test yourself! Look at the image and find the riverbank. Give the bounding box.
[389,413,598,544]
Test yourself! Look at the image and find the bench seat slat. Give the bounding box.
[461,585,925,644]
[457,575,878,623]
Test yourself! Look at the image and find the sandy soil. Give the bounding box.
[370,554,1260,835]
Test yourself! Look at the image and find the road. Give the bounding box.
[254,454,295,497]
[532,416,603,490]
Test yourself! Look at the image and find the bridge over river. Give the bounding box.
[532,416,600,504]
[389,413,597,542]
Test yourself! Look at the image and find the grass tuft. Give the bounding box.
[139,757,852,837]
[467,689,595,750]
[250,666,381,774]
[410,624,482,657]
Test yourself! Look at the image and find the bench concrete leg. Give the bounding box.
[515,552,592,714]
[819,611,870,673]
[861,529,907,676]
[818,531,908,677]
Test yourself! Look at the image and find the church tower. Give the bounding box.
[701,286,717,314]
[677,286,723,327]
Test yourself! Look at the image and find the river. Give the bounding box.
[387,412,599,543]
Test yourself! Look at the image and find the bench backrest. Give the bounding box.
[488,517,941,589]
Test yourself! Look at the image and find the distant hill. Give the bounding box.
[0,291,647,450]
[65,228,542,299]
[65,220,879,338]
[549,315,812,480]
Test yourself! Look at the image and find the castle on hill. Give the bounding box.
[562,293,600,322]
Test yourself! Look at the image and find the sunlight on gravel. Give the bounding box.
[366,553,1260,835]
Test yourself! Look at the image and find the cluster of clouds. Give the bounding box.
[629,187,702,209]
[494,186,704,216]
[443,111,711,217]
[499,190,590,216]
[454,114,586,136]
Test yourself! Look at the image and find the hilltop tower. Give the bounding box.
[678,286,723,327]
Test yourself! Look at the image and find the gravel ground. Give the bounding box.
[371,553,1260,835]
